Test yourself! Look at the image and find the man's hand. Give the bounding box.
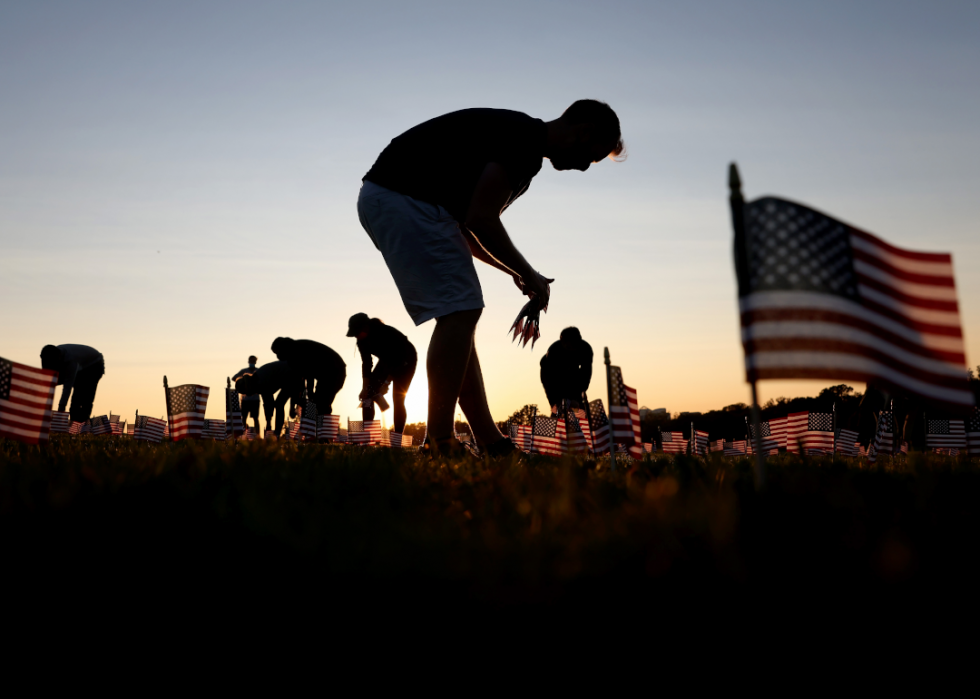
[519,271,553,304]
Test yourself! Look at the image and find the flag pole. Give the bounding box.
[749,382,766,488]
[528,405,538,454]
[604,347,616,472]
[163,376,173,441]
[581,390,595,456]
[832,402,837,462]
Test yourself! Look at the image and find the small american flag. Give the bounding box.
[203,419,227,439]
[89,415,112,436]
[868,411,892,464]
[835,428,860,456]
[243,426,256,441]
[729,440,748,456]
[660,431,688,454]
[133,415,167,443]
[786,412,837,455]
[389,432,413,448]
[735,194,973,409]
[50,410,70,434]
[748,419,781,454]
[69,421,88,435]
[0,357,58,445]
[588,399,611,454]
[609,366,643,459]
[710,439,726,453]
[785,412,809,454]
[109,414,123,436]
[125,423,135,437]
[337,427,349,443]
[968,408,980,456]
[926,419,967,452]
[691,428,709,456]
[167,384,209,440]
[565,410,590,453]
[300,400,318,441]
[226,388,243,438]
[319,414,340,441]
[530,415,566,456]
[509,423,532,451]
[287,420,301,439]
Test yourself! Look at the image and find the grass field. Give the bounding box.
[3,437,978,627]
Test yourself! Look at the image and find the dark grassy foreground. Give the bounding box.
[3,436,979,629]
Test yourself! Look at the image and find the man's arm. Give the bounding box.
[58,362,78,412]
[578,344,594,392]
[464,162,551,301]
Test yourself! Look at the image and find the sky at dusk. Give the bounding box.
[2,0,978,426]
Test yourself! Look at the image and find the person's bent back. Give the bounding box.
[270,337,346,414]
[234,360,303,436]
[540,327,593,413]
[40,344,105,423]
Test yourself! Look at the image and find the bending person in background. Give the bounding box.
[234,360,303,438]
[40,344,105,423]
[346,313,417,434]
[539,327,593,415]
[270,337,346,416]
[232,355,261,436]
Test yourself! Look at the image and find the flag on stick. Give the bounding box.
[530,415,566,456]
[968,408,980,457]
[926,419,966,452]
[133,415,166,443]
[835,428,859,456]
[50,410,70,434]
[226,387,243,438]
[166,384,209,440]
[660,431,688,454]
[587,399,611,454]
[300,400,318,441]
[733,187,974,409]
[109,414,123,436]
[608,366,643,459]
[691,428,709,456]
[69,421,88,435]
[89,415,112,436]
[319,414,340,441]
[0,357,58,445]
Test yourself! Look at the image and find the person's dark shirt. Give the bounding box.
[540,339,593,393]
[356,320,415,382]
[272,339,346,378]
[363,108,547,223]
[54,344,104,411]
[249,361,303,404]
[232,364,260,402]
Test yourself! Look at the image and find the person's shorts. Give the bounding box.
[241,399,260,420]
[357,180,484,325]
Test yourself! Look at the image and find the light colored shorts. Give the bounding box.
[357,180,484,325]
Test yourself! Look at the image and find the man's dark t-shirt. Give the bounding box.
[363,109,546,223]
[357,319,416,382]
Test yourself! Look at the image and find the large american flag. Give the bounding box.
[167,384,209,440]
[736,196,973,409]
[50,410,70,434]
[660,431,688,454]
[926,419,966,451]
[319,414,340,441]
[835,428,859,456]
[588,399,611,454]
[89,415,112,436]
[133,415,167,443]
[609,366,643,459]
[0,357,58,445]
[226,388,243,438]
[530,415,566,456]
[968,408,980,457]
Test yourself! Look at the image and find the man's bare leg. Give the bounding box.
[457,346,504,447]
[426,308,482,440]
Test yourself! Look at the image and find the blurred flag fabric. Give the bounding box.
[785,412,809,454]
[287,420,301,439]
[608,366,643,459]
[509,423,532,451]
[89,415,112,436]
[660,431,688,454]
[786,412,835,454]
[226,388,243,438]
[203,419,226,439]
[243,426,256,441]
[300,400,318,441]
[125,423,134,437]
[319,414,340,441]
[926,419,966,452]
[389,432,412,448]
[337,427,348,444]
[835,428,860,456]
[0,356,58,445]
[734,192,973,409]
[166,384,209,440]
[565,409,590,453]
[692,429,709,456]
[729,440,748,455]
[69,421,88,435]
[134,415,166,443]
[588,400,611,454]
[531,415,566,456]
[573,408,593,452]
[868,411,890,464]
[50,410,70,434]
[969,409,980,456]
[747,420,780,454]
[109,414,123,436]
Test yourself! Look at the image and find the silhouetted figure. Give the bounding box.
[270,338,346,416]
[358,100,623,455]
[40,344,105,423]
[232,355,261,435]
[347,313,417,433]
[540,327,593,414]
[234,361,303,437]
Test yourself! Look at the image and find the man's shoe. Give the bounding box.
[421,436,469,459]
[485,437,522,459]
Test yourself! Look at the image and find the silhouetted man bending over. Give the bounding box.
[232,355,261,436]
[540,327,593,415]
[346,313,417,434]
[234,360,303,437]
[270,337,346,416]
[40,344,105,423]
[358,100,623,455]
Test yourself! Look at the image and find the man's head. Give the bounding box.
[560,327,582,346]
[248,355,257,365]
[271,337,295,359]
[346,313,371,338]
[235,374,258,396]
[40,345,64,372]
[547,100,624,172]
